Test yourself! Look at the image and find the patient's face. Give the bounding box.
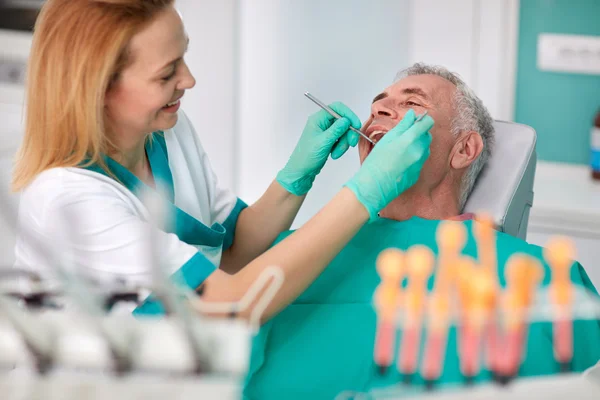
[359,74,457,192]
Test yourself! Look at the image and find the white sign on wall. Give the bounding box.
[538,33,600,76]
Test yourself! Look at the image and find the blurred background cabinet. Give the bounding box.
[0,29,31,267]
[528,162,600,287]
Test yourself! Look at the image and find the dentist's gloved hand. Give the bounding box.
[345,109,433,221]
[277,102,362,196]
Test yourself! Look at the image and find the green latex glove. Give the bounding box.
[344,109,433,221]
[277,102,362,196]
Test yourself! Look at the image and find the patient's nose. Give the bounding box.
[371,99,397,119]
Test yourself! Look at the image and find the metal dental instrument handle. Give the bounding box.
[415,111,429,122]
[304,92,375,145]
[304,92,429,145]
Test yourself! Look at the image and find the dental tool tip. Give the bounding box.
[415,111,429,122]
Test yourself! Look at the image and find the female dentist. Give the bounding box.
[12,0,433,321]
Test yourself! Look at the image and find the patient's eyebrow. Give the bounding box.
[401,87,431,101]
[372,92,388,103]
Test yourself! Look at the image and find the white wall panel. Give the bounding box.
[177,0,237,189]
[237,0,411,226]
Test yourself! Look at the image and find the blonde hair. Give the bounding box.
[12,0,174,191]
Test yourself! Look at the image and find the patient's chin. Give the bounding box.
[358,141,371,164]
[358,150,368,164]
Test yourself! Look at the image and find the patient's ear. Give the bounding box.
[450,131,483,170]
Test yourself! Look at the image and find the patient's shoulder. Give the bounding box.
[495,228,543,253]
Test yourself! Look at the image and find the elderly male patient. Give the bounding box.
[243,63,600,400]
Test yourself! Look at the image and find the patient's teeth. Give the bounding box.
[369,130,385,139]
[370,130,388,143]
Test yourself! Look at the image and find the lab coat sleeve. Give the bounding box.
[132,251,216,315]
[202,156,247,250]
[40,183,216,297]
[182,112,248,251]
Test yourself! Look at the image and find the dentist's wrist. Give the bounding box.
[276,168,316,197]
[343,179,384,223]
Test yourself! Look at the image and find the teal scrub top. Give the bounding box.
[84,132,247,315]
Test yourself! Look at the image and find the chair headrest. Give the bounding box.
[464,121,537,240]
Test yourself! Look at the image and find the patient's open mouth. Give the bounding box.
[365,130,386,156]
[364,123,391,156]
[369,130,387,144]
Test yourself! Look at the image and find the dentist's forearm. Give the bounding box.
[219,180,306,274]
[202,187,369,323]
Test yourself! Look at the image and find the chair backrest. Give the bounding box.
[464,121,537,240]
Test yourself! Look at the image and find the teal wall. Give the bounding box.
[515,0,600,164]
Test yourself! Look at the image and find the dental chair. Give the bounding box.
[463,120,537,240]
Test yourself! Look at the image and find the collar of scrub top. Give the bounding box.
[83,132,227,248]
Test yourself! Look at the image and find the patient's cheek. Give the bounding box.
[358,140,370,164]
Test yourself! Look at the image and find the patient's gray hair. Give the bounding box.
[394,63,495,210]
